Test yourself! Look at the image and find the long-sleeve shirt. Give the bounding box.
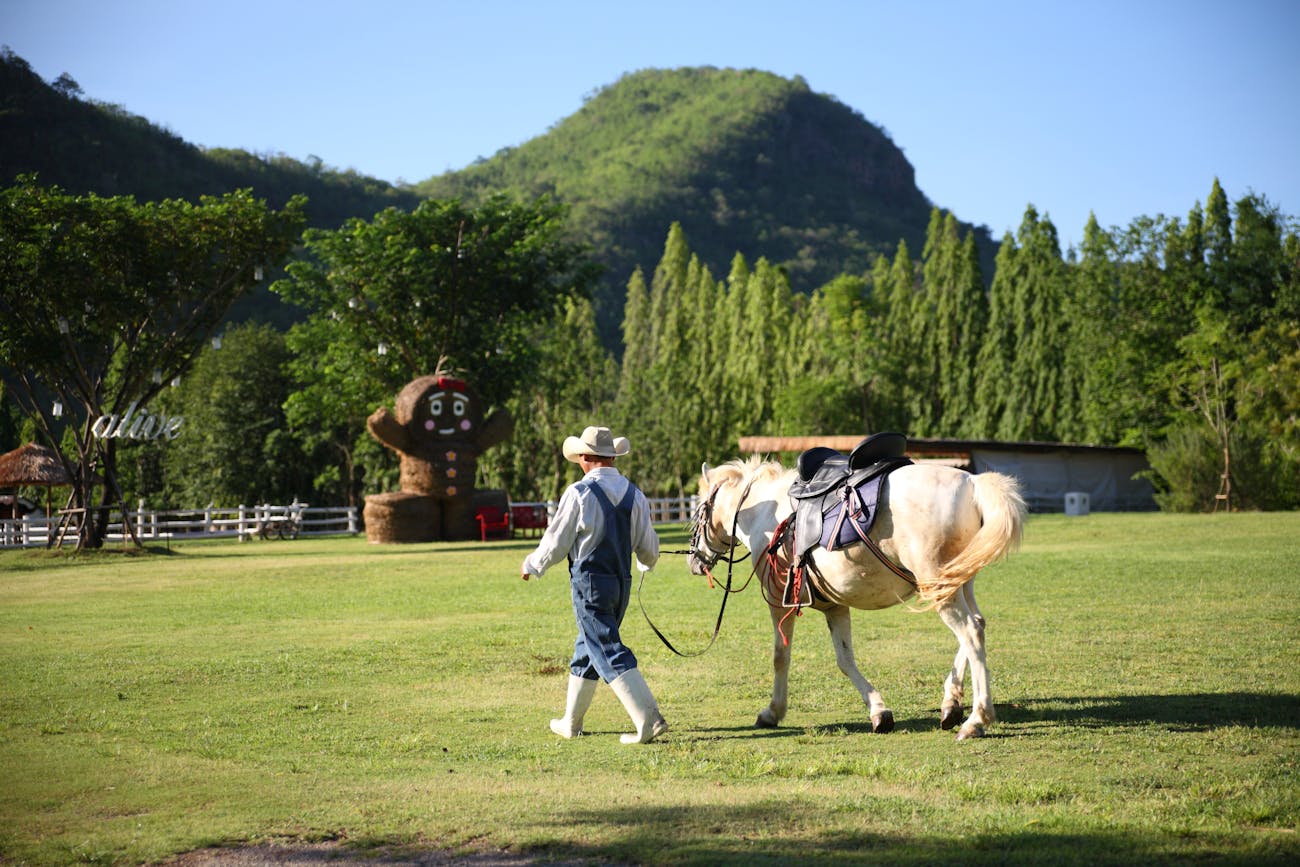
[521,466,659,578]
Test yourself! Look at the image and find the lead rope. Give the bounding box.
[639,477,758,657]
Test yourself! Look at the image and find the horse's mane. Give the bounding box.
[702,454,788,494]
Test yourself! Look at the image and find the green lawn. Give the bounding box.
[1,512,1298,865]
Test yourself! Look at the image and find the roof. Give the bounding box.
[0,442,72,487]
[737,435,1146,459]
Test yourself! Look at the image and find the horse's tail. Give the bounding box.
[917,472,1026,607]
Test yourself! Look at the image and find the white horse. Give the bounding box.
[688,456,1025,739]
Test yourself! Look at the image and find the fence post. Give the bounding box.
[347,506,357,534]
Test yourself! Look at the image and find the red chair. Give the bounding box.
[510,505,549,538]
[475,505,511,542]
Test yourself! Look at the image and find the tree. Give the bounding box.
[152,322,311,508]
[972,233,1018,438]
[482,294,617,502]
[999,207,1068,440]
[918,210,987,437]
[774,273,878,436]
[0,178,305,548]
[273,195,595,504]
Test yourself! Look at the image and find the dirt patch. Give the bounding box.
[164,841,595,867]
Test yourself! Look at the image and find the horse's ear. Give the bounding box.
[701,462,711,480]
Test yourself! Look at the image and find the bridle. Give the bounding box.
[687,483,750,571]
[639,473,759,657]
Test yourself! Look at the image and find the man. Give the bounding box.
[521,425,667,744]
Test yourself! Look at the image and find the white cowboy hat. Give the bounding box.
[562,425,631,463]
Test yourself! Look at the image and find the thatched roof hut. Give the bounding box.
[0,442,72,488]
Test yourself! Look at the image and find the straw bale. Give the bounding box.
[363,491,436,543]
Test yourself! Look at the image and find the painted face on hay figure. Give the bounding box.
[424,390,474,437]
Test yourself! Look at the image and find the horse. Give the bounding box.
[688,455,1026,740]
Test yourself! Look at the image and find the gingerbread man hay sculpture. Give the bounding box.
[363,372,513,543]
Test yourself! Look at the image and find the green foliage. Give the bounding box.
[482,294,618,502]
[600,182,1298,505]
[148,323,313,508]
[6,44,1299,511]
[273,195,595,503]
[0,177,305,545]
[1144,424,1224,512]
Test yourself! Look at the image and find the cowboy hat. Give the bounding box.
[562,425,631,463]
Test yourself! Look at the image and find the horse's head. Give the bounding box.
[687,461,742,576]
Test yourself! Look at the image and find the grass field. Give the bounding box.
[1,512,1298,865]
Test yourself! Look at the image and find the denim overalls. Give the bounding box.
[568,480,639,683]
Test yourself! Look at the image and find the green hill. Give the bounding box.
[3,53,995,340]
[0,48,421,327]
[0,48,419,225]
[418,67,997,340]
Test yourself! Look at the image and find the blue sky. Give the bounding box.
[4,0,1297,248]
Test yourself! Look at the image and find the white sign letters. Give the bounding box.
[91,401,184,441]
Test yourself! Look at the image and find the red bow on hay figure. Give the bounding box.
[363,371,513,543]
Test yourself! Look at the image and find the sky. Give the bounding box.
[4,0,1298,248]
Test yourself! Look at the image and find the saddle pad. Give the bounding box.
[819,472,889,551]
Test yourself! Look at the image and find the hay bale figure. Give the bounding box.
[363,373,513,542]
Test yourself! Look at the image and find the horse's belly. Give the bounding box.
[810,547,915,609]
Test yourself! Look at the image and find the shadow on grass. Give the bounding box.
[999,692,1300,732]
[517,800,1297,866]
[149,537,545,560]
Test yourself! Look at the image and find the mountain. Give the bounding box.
[0,49,419,225]
[417,67,997,341]
[3,53,995,340]
[0,49,421,326]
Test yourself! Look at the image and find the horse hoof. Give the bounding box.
[940,706,963,730]
[755,712,779,729]
[871,710,895,734]
[956,723,985,740]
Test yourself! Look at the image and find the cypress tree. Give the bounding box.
[867,254,906,431]
[882,240,920,432]
[947,231,990,437]
[1065,213,1131,443]
[914,209,952,435]
[1004,207,1069,441]
[618,266,651,403]
[1203,177,1232,310]
[919,210,988,437]
[973,232,1019,438]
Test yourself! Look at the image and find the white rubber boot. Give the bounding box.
[609,669,668,744]
[549,675,597,738]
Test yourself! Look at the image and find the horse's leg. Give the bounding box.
[939,581,982,730]
[756,604,793,728]
[823,605,894,733]
[936,587,994,740]
[940,646,968,731]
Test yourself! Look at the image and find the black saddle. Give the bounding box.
[788,432,911,560]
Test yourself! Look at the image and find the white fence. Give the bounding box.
[1,502,358,548]
[512,496,697,528]
[1,495,698,549]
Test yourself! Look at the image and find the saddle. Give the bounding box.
[787,432,912,564]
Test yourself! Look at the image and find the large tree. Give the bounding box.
[0,178,304,548]
[273,195,596,504]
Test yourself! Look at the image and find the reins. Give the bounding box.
[638,476,758,657]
